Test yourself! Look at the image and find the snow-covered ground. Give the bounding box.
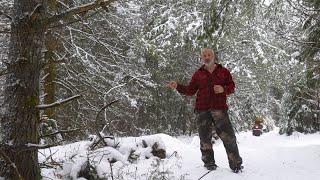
[40,129,320,180]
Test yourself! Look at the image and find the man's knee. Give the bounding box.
[200,142,212,150]
[197,111,213,141]
[219,132,237,143]
[211,110,224,119]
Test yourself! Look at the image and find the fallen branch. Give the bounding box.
[198,170,214,180]
[168,151,178,159]
[110,162,114,180]
[37,94,81,110]
[39,160,63,169]
[40,149,59,164]
[90,100,119,150]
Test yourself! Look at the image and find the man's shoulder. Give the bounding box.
[194,66,206,74]
[216,64,231,73]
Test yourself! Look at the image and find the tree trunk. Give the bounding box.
[0,0,45,179]
[0,0,114,178]
[44,31,58,118]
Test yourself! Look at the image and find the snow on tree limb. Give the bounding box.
[40,128,80,138]
[46,0,116,26]
[0,142,62,151]
[37,95,81,110]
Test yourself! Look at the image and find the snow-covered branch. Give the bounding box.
[105,74,150,95]
[40,128,80,138]
[46,0,116,26]
[37,94,81,110]
[0,142,62,152]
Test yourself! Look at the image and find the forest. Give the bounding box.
[0,0,319,179]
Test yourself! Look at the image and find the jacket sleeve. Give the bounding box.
[224,70,235,95]
[176,73,199,96]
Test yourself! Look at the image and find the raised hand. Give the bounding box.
[167,81,178,89]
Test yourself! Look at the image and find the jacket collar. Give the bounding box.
[199,63,222,72]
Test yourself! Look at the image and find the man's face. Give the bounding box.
[201,49,215,66]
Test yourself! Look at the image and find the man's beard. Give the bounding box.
[204,59,214,67]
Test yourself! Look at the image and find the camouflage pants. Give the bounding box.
[196,109,242,170]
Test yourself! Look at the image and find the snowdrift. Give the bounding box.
[40,130,320,180]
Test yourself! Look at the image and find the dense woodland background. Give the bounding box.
[0,0,319,136]
[1,0,319,137]
[0,0,319,178]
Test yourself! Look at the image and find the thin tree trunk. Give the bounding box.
[44,31,58,118]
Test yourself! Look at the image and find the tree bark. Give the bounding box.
[44,31,58,118]
[0,0,115,179]
[0,0,45,179]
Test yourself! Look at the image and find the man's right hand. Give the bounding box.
[167,81,178,89]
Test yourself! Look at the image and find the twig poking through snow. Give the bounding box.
[198,170,214,180]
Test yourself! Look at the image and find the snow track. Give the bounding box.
[40,129,320,180]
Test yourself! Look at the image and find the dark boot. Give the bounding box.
[201,149,216,170]
[231,163,244,173]
[204,162,218,170]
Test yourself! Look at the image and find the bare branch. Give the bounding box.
[285,0,320,21]
[90,100,119,150]
[286,0,320,12]
[0,10,12,20]
[46,0,116,26]
[48,10,100,29]
[29,4,45,21]
[0,142,63,152]
[105,74,150,95]
[0,30,11,34]
[40,128,80,138]
[95,100,119,122]
[0,22,11,34]
[36,94,81,110]
[0,150,23,180]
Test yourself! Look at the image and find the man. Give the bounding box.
[167,48,243,173]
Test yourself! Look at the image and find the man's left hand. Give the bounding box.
[214,85,224,94]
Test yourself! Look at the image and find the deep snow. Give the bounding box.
[40,129,320,180]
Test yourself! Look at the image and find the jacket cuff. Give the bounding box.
[176,84,183,93]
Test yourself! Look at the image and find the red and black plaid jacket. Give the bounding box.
[176,64,235,110]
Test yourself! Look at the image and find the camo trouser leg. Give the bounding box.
[211,109,242,170]
[196,110,215,165]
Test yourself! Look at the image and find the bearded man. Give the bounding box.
[167,48,243,173]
